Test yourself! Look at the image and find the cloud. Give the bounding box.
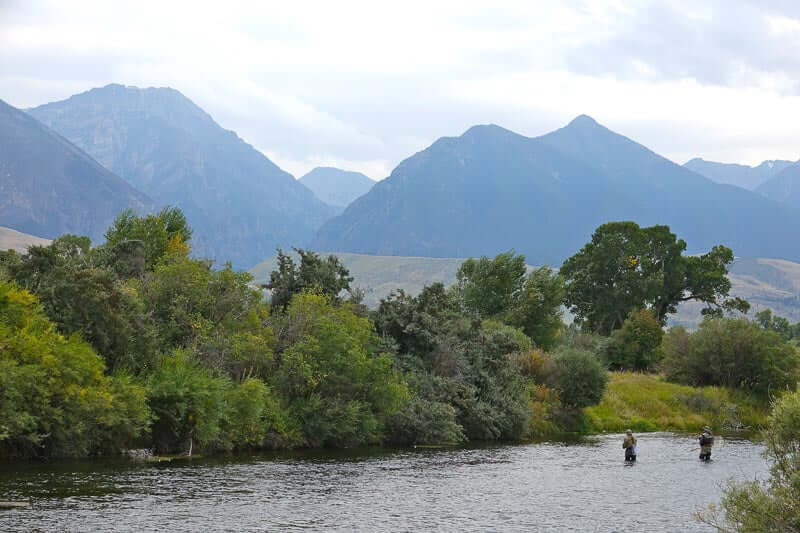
[1,0,798,177]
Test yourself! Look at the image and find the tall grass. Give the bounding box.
[584,372,769,433]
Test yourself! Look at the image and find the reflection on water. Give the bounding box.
[0,433,767,532]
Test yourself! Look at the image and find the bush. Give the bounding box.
[385,396,465,445]
[547,348,609,408]
[604,308,664,371]
[698,389,800,530]
[662,318,800,394]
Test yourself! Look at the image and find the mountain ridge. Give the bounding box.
[313,115,800,263]
[29,84,336,268]
[0,98,154,242]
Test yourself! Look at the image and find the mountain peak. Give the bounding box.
[565,114,602,130]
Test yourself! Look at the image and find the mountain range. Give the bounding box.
[755,162,800,208]
[683,158,794,190]
[0,98,154,242]
[28,84,335,268]
[299,167,375,210]
[313,115,800,265]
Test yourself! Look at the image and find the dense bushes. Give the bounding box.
[662,318,800,394]
[699,389,800,530]
[604,309,664,371]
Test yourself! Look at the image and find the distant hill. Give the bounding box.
[299,167,375,209]
[756,162,800,208]
[0,98,154,242]
[683,158,793,190]
[250,251,800,325]
[313,116,800,265]
[29,84,336,268]
[0,226,51,252]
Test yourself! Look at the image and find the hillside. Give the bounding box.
[312,116,800,265]
[0,226,51,252]
[299,167,375,208]
[250,252,800,323]
[683,158,793,190]
[756,162,800,208]
[29,84,336,268]
[0,98,154,242]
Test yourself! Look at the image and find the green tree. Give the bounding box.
[604,308,664,371]
[272,292,407,447]
[0,281,150,458]
[456,252,565,349]
[698,389,800,531]
[662,318,800,394]
[755,309,794,342]
[104,207,192,271]
[560,222,749,334]
[266,248,354,309]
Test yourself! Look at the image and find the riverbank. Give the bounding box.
[584,372,769,434]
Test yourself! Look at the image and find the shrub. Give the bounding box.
[662,318,800,394]
[604,308,664,371]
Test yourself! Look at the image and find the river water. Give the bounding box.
[0,432,767,532]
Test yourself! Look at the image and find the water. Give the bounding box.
[0,433,767,532]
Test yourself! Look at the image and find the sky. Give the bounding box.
[1,0,799,180]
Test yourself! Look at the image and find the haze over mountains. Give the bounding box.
[683,158,794,190]
[313,115,800,265]
[756,162,800,208]
[29,84,335,268]
[299,167,375,210]
[0,98,154,242]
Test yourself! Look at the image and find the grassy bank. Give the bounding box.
[583,372,770,434]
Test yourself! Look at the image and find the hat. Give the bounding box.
[625,429,632,435]
[703,426,712,433]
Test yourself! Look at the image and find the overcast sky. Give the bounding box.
[2,0,799,179]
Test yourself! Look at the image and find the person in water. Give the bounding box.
[623,429,637,462]
[699,426,714,461]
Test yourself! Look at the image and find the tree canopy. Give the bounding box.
[560,222,749,334]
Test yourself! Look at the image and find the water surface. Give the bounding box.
[0,433,767,532]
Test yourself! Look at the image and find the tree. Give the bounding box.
[456,252,565,349]
[698,389,800,531]
[755,309,795,342]
[560,222,749,334]
[104,207,192,271]
[266,248,354,309]
[0,281,150,458]
[604,308,664,371]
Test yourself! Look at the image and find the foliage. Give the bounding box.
[456,252,565,349]
[146,350,231,454]
[662,319,800,394]
[604,308,664,371]
[560,222,749,334]
[0,281,151,458]
[266,248,354,309]
[755,308,800,343]
[546,348,608,409]
[104,207,192,271]
[585,372,768,433]
[271,292,407,447]
[698,389,800,531]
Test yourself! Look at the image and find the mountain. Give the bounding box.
[29,84,336,268]
[312,116,800,265]
[299,167,375,209]
[0,226,51,252]
[0,98,153,242]
[756,162,800,208]
[683,158,793,190]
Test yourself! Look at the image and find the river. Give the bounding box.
[0,432,767,532]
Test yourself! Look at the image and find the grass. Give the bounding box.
[584,372,770,434]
